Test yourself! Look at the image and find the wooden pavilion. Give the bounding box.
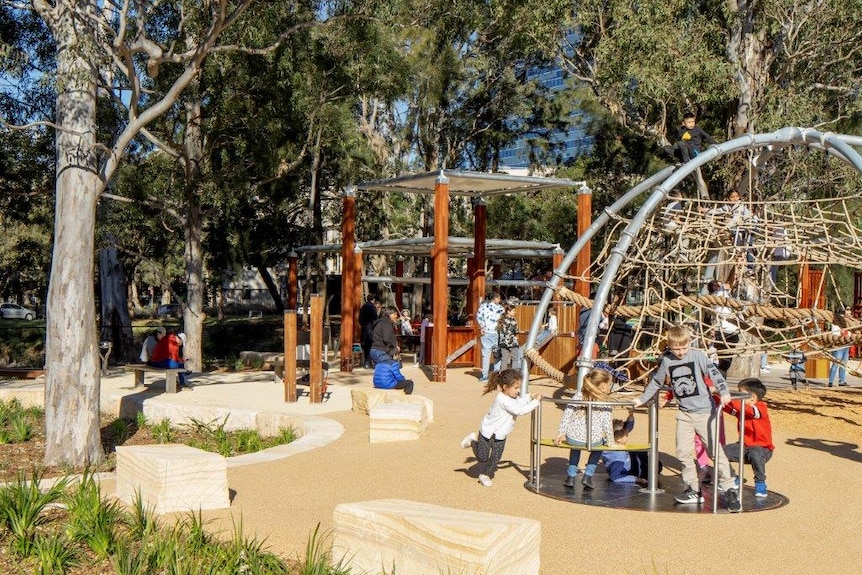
[334,170,591,382]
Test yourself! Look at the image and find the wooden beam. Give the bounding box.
[472,199,487,369]
[283,311,297,402]
[340,187,356,372]
[431,173,450,382]
[309,294,324,403]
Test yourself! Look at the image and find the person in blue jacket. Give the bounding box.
[372,357,414,394]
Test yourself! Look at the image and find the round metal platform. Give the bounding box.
[527,472,789,514]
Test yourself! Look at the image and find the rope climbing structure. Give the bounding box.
[521,127,862,392]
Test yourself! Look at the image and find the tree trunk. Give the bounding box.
[182,93,205,372]
[257,265,284,312]
[99,245,135,362]
[43,4,103,467]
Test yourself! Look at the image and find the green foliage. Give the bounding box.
[108,417,132,443]
[64,471,122,558]
[124,491,160,541]
[296,523,353,575]
[134,411,148,429]
[150,419,175,444]
[0,469,69,556]
[0,399,40,444]
[31,530,79,575]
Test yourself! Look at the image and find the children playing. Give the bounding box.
[722,378,774,498]
[554,368,617,489]
[600,411,661,486]
[460,369,541,487]
[632,325,741,512]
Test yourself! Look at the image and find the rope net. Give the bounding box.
[527,191,862,385]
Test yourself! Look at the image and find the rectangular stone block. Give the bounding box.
[351,387,389,414]
[385,393,434,423]
[369,402,426,443]
[115,444,229,514]
[333,499,540,575]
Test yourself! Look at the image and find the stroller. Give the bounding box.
[783,349,807,390]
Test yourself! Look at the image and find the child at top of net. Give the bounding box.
[554,368,618,490]
[631,325,742,512]
[460,369,541,487]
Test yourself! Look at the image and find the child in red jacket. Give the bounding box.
[723,378,774,497]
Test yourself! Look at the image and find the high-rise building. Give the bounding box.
[499,66,592,171]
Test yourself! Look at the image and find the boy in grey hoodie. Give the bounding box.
[632,325,741,512]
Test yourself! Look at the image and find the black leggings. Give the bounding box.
[472,433,507,478]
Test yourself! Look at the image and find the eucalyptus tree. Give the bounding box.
[0,0,385,468]
[553,0,862,196]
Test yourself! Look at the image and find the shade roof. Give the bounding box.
[296,237,562,258]
[356,169,586,197]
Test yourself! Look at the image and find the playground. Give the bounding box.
[3,356,857,574]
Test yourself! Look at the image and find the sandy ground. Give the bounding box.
[6,360,859,574]
[191,363,861,575]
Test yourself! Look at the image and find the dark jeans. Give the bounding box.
[713,331,739,374]
[394,379,414,395]
[472,433,507,478]
[724,443,772,482]
[360,324,374,364]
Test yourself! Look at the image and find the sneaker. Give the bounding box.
[478,375,488,382]
[675,487,704,504]
[754,481,768,498]
[839,382,848,387]
[725,488,742,512]
[760,366,771,373]
[460,432,477,449]
[478,474,493,487]
[581,474,594,490]
[563,475,576,487]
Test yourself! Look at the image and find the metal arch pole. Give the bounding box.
[520,168,677,395]
[711,400,721,513]
[574,126,862,390]
[521,125,862,397]
[642,396,664,494]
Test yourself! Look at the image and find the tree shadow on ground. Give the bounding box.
[785,437,862,464]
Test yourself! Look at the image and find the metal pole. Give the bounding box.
[641,396,664,494]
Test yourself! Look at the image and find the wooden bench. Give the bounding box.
[124,364,183,394]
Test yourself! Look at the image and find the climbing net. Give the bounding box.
[526,180,862,386]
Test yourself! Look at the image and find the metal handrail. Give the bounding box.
[529,388,753,513]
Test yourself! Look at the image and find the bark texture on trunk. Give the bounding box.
[43,2,104,467]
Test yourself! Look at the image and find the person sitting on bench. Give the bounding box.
[148,331,188,388]
[372,355,414,395]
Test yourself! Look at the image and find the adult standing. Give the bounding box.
[358,295,378,368]
[371,306,400,365]
[476,292,504,382]
[828,307,850,387]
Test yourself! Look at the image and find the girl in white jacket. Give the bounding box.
[460,369,541,487]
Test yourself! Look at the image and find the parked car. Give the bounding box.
[156,303,182,318]
[0,303,36,320]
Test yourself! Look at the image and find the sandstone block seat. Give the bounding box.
[369,402,426,443]
[351,387,434,422]
[333,499,541,575]
[115,444,229,514]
